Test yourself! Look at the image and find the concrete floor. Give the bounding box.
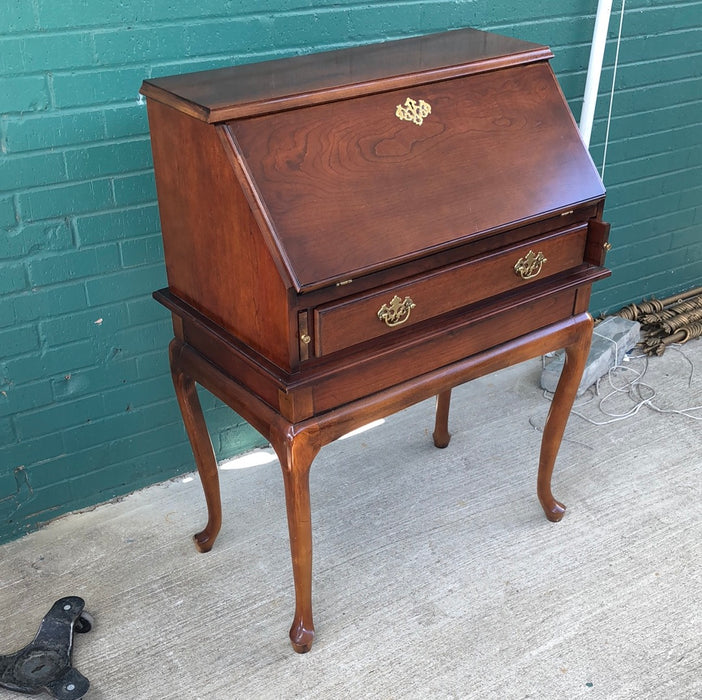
[1,339,700,700]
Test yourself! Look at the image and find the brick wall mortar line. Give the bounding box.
[604,254,702,282]
[610,144,700,175]
[11,194,21,228]
[2,12,280,39]
[610,229,702,251]
[596,277,694,299]
[0,136,152,164]
[591,128,699,154]
[590,98,702,124]
[3,102,128,120]
[14,394,179,441]
[606,48,702,69]
[0,3,694,41]
[605,202,702,227]
[595,73,702,97]
[606,174,702,194]
[0,117,7,155]
[605,183,702,209]
[45,71,55,109]
[6,175,153,202]
[589,122,701,151]
[612,226,701,252]
[1,94,150,117]
[605,161,702,187]
[51,434,192,473]
[2,3,430,39]
[14,173,131,208]
[644,0,702,7]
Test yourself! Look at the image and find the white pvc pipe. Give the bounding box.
[579,0,613,148]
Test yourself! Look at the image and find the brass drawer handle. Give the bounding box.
[514,250,547,280]
[378,295,416,327]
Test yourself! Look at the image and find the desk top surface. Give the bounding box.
[140,27,552,121]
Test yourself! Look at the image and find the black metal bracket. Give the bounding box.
[0,597,92,699]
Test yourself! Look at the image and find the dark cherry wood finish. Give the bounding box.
[141,27,610,653]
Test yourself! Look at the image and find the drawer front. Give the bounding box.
[313,223,587,356]
[310,287,582,416]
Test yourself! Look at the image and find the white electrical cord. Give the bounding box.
[571,350,702,425]
[536,342,702,431]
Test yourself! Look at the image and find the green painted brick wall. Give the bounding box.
[1,0,700,543]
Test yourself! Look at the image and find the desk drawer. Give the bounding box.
[313,223,587,356]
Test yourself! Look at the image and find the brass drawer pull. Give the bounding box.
[514,250,547,280]
[378,295,416,327]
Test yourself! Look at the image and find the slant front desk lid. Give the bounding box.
[141,28,604,293]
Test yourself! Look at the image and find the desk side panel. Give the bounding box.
[146,100,295,370]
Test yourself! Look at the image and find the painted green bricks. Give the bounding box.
[1,0,701,544]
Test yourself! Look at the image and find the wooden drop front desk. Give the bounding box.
[140,27,611,653]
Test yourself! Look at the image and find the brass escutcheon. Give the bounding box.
[377,295,416,327]
[395,97,432,126]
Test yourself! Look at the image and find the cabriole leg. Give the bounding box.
[272,429,321,653]
[433,389,452,448]
[537,321,593,522]
[169,340,222,553]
